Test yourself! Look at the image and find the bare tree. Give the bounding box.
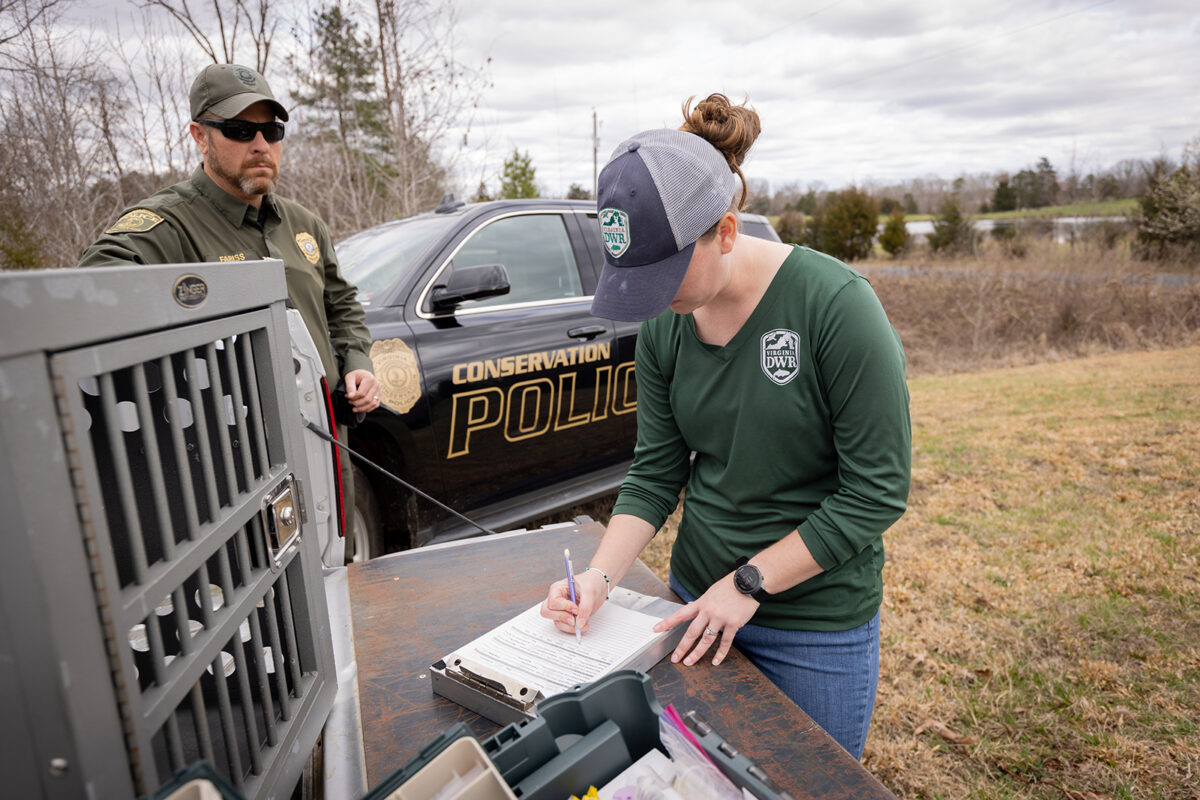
[371,0,488,215]
[280,0,490,232]
[0,0,124,267]
[110,11,197,184]
[0,0,63,46]
[282,134,390,239]
[138,0,279,73]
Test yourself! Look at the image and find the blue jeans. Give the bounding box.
[669,573,880,760]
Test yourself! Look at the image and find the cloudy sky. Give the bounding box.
[446,0,1198,197]
[75,0,1198,198]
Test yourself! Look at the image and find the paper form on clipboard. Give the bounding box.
[430,586,686,724]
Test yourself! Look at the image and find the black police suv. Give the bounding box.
[337,198,780,558]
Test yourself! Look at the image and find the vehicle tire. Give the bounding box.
[351,463,385,562]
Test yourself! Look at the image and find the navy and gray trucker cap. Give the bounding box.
[591,128,738,322]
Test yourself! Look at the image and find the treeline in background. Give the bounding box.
[1,0,1197,272]
[760,147,1200,266]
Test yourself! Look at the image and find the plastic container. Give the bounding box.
[477,670,792,800]
[147,761,244,800]
[366,724,516,800]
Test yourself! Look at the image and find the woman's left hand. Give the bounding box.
[652,574,759,667]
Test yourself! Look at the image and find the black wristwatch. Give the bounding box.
[733,556,770,602]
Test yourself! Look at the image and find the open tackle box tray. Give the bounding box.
[366,670,794,800]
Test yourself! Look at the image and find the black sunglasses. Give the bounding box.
[197,118,286,143]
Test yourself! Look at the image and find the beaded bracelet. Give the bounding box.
[585,566,610,601]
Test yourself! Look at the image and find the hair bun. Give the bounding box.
[680,93,761,210]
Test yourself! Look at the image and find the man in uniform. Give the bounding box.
[79,63,379,560]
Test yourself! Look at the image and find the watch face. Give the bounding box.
[735,564,763,594]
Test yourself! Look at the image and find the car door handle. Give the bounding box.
[567,325,607,340]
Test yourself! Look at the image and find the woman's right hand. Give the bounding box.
[539,568,608,635]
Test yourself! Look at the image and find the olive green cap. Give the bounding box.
[190,63,289,122]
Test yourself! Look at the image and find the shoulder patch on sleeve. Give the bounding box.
[106,209,165,234]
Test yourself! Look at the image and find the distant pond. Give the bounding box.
[901,216,1131,243]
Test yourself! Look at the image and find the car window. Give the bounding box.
[338,214,460,304]
[450,214,584,309]
[741,216,782,243]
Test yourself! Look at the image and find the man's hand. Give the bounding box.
[343,369,381,413]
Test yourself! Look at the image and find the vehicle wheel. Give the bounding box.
[351,463,385,562]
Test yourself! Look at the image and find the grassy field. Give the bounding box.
[977,198,1139,221]
[627,347,1200,799]
[897,198,1140,223]
[866,346,1200,799]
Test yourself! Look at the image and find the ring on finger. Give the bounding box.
[704,627,718,638]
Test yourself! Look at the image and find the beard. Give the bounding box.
[237,163,279,197]
[203,131,280,199]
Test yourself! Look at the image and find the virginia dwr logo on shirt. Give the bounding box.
[761,328,800,385]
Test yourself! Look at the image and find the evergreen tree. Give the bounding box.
[1036,157,1060,207]
[471,181,492,203]
[1135,142,1200,259]
[1012,169,1040,209]
[810,187,878,261]
[928,197,973,254]
[566,182,591,200]
[903,193,919,214]
[795,189,819,214]
[879,208,909,257]
[991,175,1017,211]
[499,149,538,199]
[1098,174,1122,200]
[290,4,386,152]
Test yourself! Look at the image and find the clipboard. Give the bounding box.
[430,587,687,725]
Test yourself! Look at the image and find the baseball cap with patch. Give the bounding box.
[591,128,737,322]
[190,63,289,122]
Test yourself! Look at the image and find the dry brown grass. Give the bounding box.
[869,346,1200,799]
[863,238,1200,377]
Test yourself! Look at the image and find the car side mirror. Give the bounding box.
[430,263,511,310]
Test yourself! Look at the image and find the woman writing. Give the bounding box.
[541,94,910,760]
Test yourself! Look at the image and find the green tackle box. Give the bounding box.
[367,670,794,800]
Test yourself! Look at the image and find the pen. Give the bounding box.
[564,548,581,643]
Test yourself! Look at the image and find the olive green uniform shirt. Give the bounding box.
[78,166,373,385]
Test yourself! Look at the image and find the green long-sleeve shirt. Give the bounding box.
[612,245,911,630]
[78,166,372,385]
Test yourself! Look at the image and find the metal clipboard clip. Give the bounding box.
[431,653,546,722]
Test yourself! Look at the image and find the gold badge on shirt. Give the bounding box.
[295,232,320,265]
[106,209,164,234]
